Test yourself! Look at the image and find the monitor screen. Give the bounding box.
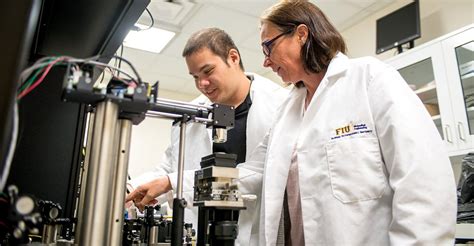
[376,0,421,54]
[3,0,149,219]
[0,0,40,189]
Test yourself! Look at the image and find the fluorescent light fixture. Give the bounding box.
[123,24,175,53]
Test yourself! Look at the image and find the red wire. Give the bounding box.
[17,58,64,100]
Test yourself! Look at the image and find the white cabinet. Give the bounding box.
[387,25,474,241]
[386,25,474,157]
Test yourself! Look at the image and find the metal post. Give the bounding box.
[41,225,57,244]
[149,226,159,244]
[77,100,119,245]
[109,119,133,246]
[171,118,187,246]
[74,111,95,241]
[176,119,187,199]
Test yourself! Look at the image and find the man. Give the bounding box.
[125,27,288,245]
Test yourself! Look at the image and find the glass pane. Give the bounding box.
[398,58,443,138]
[455,41,474,135]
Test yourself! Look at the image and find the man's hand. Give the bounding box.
[125,176,172,211]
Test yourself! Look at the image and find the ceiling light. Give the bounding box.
[123,24,175,54]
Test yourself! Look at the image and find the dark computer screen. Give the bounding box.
[2,0,149,219]
[0,0,41,189]
[376,0,421,54]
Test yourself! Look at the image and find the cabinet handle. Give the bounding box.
[444,125,453,143]
[458,122,466,141]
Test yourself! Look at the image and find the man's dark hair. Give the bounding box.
[182,27,245,70]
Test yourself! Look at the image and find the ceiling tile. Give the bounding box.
[121,46,159,71]
[199,0,275,17]
[180,4,258,42]
[160,31,191,57]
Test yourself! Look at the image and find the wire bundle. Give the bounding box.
[17,55,143,100]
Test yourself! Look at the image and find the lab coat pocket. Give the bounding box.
[326,137,387,203]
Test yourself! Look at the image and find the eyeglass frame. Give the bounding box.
[261,28,294,57]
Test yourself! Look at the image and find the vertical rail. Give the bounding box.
[74,111,95,241]
[77,101,118,245]
[109,119,133,246]
[176,120,187,199]
[171,118,187,246]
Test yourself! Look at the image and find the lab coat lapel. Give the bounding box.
[264,54,350,244]
[303,52,349,124]
[263,87,305,244]
[301,53,350,140]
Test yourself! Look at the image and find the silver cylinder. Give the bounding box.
[75,111,95,240]
[149,226,159,244]
[76,101,119,245]
[176,120,187,199]
[213,128,227,143]
[109,119,133,246]
[41,224,57,244]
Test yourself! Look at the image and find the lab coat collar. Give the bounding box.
[324,52,349,81]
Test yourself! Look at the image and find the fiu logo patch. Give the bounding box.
[335,124,353,136]
[331,123,373,140]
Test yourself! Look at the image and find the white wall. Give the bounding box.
[127,89,196,179]
[342,0,474,61]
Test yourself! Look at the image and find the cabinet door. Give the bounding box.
[442,28,474,152]
[387,43,457,152]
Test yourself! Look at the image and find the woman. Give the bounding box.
[238,0,457,245]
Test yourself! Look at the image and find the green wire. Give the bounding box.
[18,58,68,94]
[18,57,56,93]
[18,65,45,93]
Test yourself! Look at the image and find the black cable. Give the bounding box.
[139,8,155,31]
[115,45,124,78]
[112,55,142,85]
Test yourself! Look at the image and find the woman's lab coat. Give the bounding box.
[130,73,288,245]
[238,53,457,245]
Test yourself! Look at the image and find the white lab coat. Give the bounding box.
[238,53,457,245]
[130,73,288,245]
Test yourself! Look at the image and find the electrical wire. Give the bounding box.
[139,8,155,31]
[68,57,139,84]
[17,55,142,100]
[112,55,142,84]
[18,65,48,94]
[0,102,19,191]
[17,57,63,99]
[117,45,124,77]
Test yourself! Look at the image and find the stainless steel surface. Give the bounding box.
[42,224,57,244]
[146,112,213,125]
[74,111,95,241]
[155,100,209,112]
[176,120,187,199]
[149,226,160,244]
[213,128,227,143]
[109,119,133,246]
[156,98,213,110]
[77,101,119,245]
[193,117,213,123]
[146,111,182,119]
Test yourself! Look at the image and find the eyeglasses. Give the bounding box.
[261,29,293,57]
